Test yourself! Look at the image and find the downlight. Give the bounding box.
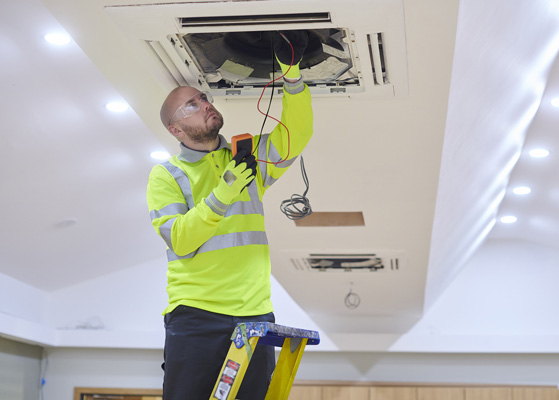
[513,186,531,195]
[529,149,550,158]
[151,151,170,160]
[500,216,517,224]
[105,102,129,112]
[44,33,71,45]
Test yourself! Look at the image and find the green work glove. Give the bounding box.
[274,30,309,79]
[212,150,256,206]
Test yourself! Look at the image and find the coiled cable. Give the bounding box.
[344,284,361,309]
[280,155,312,220]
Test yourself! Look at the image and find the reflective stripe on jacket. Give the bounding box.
[146,80,313,316]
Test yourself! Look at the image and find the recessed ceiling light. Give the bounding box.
[151,151,171,160]
[551,98,559,107]
[44,33,71,45]
[513,186,531,195]
[529,148,550,158]
[500,216,517,224]
[105,102,129,112]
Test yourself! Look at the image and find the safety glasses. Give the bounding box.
[169,91,214,125]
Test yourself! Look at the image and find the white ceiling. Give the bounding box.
[1,0,558,340]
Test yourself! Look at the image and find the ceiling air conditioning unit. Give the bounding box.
[105,0,408,98]
[286,250,407,273]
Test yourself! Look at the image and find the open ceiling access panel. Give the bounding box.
[105,0,409,98]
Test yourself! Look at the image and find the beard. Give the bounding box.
[179,113,224,144]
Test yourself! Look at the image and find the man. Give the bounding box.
[146,31,313,399]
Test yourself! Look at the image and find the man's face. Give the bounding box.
[171,89,224,144]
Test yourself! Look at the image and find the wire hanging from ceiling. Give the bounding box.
[344,283,361,309]
[280,155,312,220]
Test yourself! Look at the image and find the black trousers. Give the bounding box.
[162,305,275,400]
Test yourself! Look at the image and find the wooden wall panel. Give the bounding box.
[513,387,559,400]
[418,387,464,400]
[370,386,417,400]
[466,388,512,400]
[288,386,322,400]
[323,386,369,400]
[74,385,559,400]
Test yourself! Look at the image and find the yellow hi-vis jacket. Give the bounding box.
[147,80,313,316]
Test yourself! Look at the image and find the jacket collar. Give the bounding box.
[177,134,230,163]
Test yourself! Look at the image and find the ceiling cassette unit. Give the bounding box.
[105,1,409,98]
[159,27,363,97]
[284,250,407,273]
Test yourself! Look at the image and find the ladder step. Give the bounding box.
[231,322,320,349]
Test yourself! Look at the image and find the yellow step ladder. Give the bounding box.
[210,322,320,400]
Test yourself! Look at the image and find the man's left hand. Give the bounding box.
[274,30,309,66]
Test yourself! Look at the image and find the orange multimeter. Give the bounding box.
[231,133,253,157]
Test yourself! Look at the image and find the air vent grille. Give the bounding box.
[367,33,388,85]
[178,12,331,28]
[289,252,404,273]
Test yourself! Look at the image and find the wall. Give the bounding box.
[384,239,559,353]
[0,336,42,400]
[6,239,559,399]
[39,238,559,400]
[46,256,332,349]
[42,347,163,400]
[42,348,559,400]
[0,273,49,325]
[295,352,559,386]
[48,256,167,333]
[419,239,559,336]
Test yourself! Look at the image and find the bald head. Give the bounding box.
[160,86,201,128]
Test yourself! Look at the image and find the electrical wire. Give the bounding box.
[344,284,361,309]
[253,31,313,220]
[279,155,313,220]
[252,34,277,158]
[253,32,294,165]
[39,348,49,400]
